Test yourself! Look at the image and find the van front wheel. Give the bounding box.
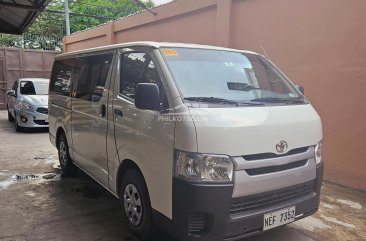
[120,169,152,241]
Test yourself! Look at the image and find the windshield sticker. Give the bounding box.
[162,49,178,56]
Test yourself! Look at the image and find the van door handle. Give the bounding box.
[114,108,123,117]
[100,104,106,117]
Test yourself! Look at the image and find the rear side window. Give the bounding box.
[50,59,73,96]
[75,53,113,102]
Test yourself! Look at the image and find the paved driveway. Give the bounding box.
[0,111,365,241]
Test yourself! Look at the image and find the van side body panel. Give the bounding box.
[112,47,176,219]
[49,82,73,153]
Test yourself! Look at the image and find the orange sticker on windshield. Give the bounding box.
[162,49,178,56]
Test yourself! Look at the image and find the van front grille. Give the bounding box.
[245,159,308,176]
[229,181,315,215]
[242,147,309,161]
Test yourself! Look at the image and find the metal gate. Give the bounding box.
[0,58,5,109]
[0,48,60,109]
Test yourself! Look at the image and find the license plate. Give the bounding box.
[263,206,295,231]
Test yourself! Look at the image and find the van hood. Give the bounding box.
[189,104,322,156]
[21,95,48,106]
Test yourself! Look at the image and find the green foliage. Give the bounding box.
[69,0,154,33]
[0,0,154,50]
[29,0,65,36]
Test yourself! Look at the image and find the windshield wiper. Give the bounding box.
[184,97,237,104]
[184,97,263,106]
[250,97,306,104]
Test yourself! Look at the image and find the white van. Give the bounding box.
[49,42,323,241]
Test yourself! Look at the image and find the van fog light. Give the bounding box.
[175,150,233,182]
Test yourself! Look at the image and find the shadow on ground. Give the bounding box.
[48,168,176,241]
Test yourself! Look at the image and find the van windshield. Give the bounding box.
[160,48,305,105]
[20,81,49,95]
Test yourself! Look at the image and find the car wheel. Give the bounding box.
[7,107,14,122]
[120,169,152,241]
[14,114,23,132]
[57,134,77,175]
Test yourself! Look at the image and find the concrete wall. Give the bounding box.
[64,0,366,191]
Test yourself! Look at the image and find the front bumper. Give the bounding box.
[171,163,323,241]
[16,108,49,128]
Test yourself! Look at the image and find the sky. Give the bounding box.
[151,0,174,5]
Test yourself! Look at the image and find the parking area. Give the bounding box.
[0,110,365,241]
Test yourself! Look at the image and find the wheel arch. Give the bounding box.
[55,126,66,145]
[116,159,149,198]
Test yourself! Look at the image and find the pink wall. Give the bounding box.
[231,0,366,190]
[64,0,366,191]
[115,6,217,44]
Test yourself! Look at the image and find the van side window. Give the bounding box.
[75,53,113,102]
[120,52,167,107]
[50,59,73,96]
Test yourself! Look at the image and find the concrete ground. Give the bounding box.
[0,110,365,241]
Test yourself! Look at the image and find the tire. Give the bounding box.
[7,107,14,122]
[120,169,152,241]
[57,134,77,175]
[14,114,23,132]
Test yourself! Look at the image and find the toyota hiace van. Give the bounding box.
[49,42,323,241]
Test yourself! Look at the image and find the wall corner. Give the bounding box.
[106,22,116,45]
[216,0,233,48]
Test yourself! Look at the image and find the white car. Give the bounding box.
[7,78,49,131]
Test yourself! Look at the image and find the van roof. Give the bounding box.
[56,41,259,59]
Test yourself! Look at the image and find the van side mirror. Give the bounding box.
[135,83,160,110]
[6,90,16,97]
[296,85,305,95]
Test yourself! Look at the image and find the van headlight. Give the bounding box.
[18,102,33,110]
[174,150,234,182]
[315,141,322,165]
